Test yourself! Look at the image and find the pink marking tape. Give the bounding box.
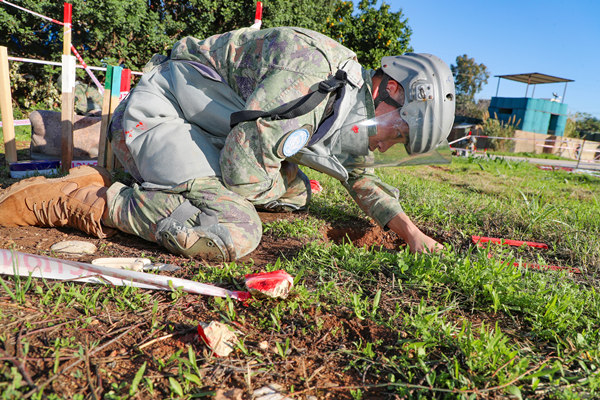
[0,0,64,25]
[0,249,251,301]
[70,45,103,93]
[0,119,30,128]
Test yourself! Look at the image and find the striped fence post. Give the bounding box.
[60,2,75,172]
[0,46,18,164]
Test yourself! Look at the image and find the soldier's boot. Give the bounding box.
[0,165,115,238]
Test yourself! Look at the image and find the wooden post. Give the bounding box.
[0,46,18,165]
[97,66,113,168]
[60,2,74,172]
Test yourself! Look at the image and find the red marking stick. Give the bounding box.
[513,262,581,274]
[472,236,549,249]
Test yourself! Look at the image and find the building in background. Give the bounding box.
[488,73,573,136]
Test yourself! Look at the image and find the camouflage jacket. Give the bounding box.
[125,27,404,227]
[74,82,102,116]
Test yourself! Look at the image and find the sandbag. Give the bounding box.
[29,110,101,160]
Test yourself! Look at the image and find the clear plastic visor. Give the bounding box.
[334,108,452,168]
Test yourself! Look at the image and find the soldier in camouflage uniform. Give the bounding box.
[73,82,103,116]
[0,27,455,262]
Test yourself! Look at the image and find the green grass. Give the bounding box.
[262,215,324,239]
[487,151,575,161]
[0,125,31,143]
[1,155,600,398]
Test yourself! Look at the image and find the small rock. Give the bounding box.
[253,384,292,400]
[258,340,269,350]
[91,257,150,271]
[51,240,97,255]
[214,388,244,400]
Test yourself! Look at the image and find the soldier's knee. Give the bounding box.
[154,199,262,261]
[227,209,262,259]
[156,217,234,262]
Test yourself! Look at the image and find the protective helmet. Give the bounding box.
[380,53,455,154]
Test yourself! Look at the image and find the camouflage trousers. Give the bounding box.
[102,170,310,260]
[103,177,262,260]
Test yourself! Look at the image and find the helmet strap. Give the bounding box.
[374,74,403,109]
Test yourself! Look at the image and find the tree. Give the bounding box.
[574,113,600,134]
[0,0,412,112]
[323,0,412,69]
[0,0,179,110]
[451,54,489,102]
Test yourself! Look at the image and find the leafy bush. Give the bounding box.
[1,0,412,114]
[482,111,520,151]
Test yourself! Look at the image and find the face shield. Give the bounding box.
[332,108,452,169]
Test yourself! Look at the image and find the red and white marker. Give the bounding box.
[310,179,323,193]
[245,270,294,299]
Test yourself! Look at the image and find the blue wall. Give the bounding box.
[488,97,568,136]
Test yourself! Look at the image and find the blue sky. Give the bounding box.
[387,0,600,118]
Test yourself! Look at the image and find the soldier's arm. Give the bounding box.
[343,170,443,254]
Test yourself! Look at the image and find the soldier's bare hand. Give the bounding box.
[387,212,444,254]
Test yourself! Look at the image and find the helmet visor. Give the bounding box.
[333,109,452,168]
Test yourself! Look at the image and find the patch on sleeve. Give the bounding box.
[278,126,312,158]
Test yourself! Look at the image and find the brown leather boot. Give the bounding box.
[0,165,114,238]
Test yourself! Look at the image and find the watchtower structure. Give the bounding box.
[488,73,573,136]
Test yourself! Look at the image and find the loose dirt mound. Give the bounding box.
[327,224,404,250]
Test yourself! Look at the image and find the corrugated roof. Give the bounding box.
[495,73,574,84]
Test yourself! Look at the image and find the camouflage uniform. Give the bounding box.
[104,27,404,260]
[73,82,103,116]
